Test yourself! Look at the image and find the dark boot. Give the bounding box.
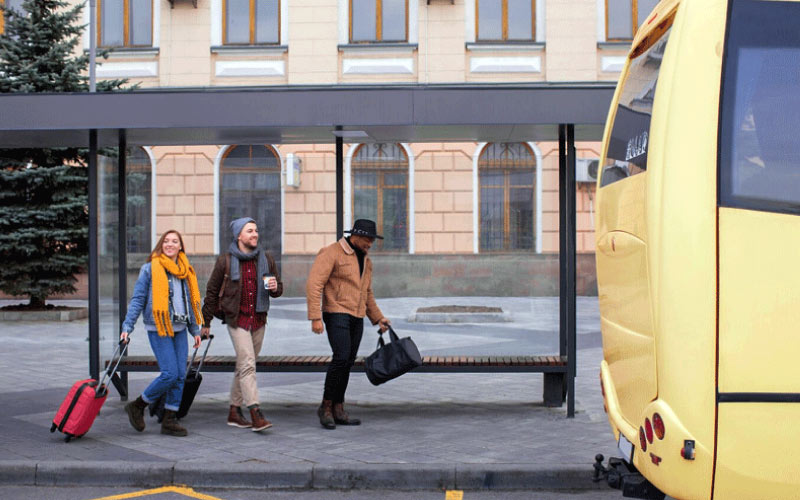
[317,399,336,429]
[124,395,147,432]
[161,410,188,437]
[227,405,252,429]
[333,402,361,426]
[249,406,273,432]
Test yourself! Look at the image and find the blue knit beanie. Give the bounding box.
[230,217,256,242]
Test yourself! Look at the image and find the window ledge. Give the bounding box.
[89,47,160,58]
[597,41,632,49]
[211,45,288,56]
[466,42,544,52]
[338,43,418,54]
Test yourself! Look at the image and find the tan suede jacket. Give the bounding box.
[306,238,383,324]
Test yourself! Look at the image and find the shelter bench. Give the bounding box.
[108,355,568,407]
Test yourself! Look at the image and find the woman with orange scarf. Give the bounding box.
[119,230,204,437]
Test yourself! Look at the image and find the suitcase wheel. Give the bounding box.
[64,435,72,443]
[50,423,57,433]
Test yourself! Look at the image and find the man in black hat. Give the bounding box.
[306,219,391,429]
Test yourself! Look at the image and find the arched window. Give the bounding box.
[220,145,282,263]
[352,143,408,252]
[126,147,152,254]
[478,143,536,251]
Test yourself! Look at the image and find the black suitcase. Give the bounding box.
[150,334,213,422]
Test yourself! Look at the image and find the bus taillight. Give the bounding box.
[645,418,654,444]
[639,427,648,452]
[653,413,665,440]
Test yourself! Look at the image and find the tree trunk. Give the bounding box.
[28,296,46,309]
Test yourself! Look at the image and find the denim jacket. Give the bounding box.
[121,263,201,336]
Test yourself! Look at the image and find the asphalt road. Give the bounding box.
[0,485,629,500]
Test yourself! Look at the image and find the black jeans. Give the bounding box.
[322,312,364,403]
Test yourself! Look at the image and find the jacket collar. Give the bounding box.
[338,237,354,255]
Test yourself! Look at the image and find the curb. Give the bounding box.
[0,308,88,321]
[0,461,606,490]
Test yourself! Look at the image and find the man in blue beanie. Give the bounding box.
[202,217,283,432]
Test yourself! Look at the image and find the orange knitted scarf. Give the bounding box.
[150,252,203,337]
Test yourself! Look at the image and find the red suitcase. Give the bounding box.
[51,340,128,442]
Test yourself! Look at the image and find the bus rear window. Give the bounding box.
[719,0,800,213]
[600,24,673,187]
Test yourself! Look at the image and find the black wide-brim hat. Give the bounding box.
[345,219,383,239]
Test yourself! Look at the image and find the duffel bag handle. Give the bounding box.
[375,324,400,348]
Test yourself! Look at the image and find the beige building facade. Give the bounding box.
[49,0,654,295]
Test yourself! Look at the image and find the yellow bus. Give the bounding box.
[595,0,800,498]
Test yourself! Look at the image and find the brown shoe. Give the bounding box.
[317,399,336,429]
[124,395,148,432]
[161,410,188,437]
[333,402,361,426]
[227,405,252,429]
[249,406,273,432]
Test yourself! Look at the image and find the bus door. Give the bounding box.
[716,1,800,497]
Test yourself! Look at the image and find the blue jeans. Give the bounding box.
[142,329,188,411]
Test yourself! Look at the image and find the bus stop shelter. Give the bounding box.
[0,82,615,417]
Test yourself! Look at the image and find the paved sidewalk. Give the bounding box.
[0,296,618,491]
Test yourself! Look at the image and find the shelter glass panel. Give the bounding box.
[479,143,536,252]
[352,143,408,252]
[126,147,151,256]
[98,155,120,351]
[220,145,282,269]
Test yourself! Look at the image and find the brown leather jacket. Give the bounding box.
[202,252,283,327]
[306,238,383,324]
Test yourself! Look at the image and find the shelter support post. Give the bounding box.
[88,129,99,380]
[336,134,344,239]
[559,124,577,418]
[115,130,129,400]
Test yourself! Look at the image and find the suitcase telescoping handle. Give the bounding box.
[187,334,214,374]
[96,339,129,397]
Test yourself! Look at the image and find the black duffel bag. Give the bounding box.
[364,325,423,385]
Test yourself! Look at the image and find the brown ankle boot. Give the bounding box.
[249,406,273,432]
[317,399,336,429]
[333,402,361,425]
[124,395,148,432]
[227,405,252,428]
[161,410,188,437]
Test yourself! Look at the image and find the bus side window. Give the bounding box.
[601,27,673,188]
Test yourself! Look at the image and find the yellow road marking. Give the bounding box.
[445,490,464,500]
[90,485,224,500]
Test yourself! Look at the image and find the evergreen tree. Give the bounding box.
[0,0,129,307]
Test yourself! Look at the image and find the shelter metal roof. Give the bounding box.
[0,83,616,148]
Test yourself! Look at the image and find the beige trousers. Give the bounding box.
[227,324,265,407]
